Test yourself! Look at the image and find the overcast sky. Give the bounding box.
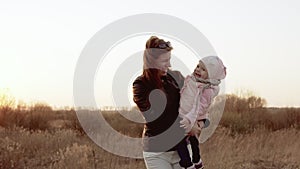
[1,0,300,108]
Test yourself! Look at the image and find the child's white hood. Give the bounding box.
[201,56,226,80]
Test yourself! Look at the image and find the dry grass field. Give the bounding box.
[0,94,300,169]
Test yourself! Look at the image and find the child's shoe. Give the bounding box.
[185,165,196,169]
[194,160,204,169]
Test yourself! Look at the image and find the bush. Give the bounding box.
[224,92,267,113]
[102,110,144,137]
[65,110,86,135]
[0,109,50,131]
[220,107,300,134]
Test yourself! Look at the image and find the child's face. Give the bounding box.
[193,61,208,79]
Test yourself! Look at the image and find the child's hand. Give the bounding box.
[180,117,191,132]
[198,120,205,129]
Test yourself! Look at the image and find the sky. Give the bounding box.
[1,0,300,108]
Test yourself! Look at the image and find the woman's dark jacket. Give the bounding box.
[133,70,185,152]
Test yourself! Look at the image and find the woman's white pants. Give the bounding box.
[143,151,182,169]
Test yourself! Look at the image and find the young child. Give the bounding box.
[177,56,226,169]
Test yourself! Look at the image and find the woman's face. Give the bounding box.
[155,52,171,76]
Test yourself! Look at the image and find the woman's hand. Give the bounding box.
[188,120,205,136]
[188,122,201,136]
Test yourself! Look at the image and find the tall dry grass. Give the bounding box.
[0,126,146,169]
[1,125,299,169]
[0,93,300,168]
[220,108,300,135]
[201,127,300,169]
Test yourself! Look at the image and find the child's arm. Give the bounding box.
[179,75,197,124]
[186,88,216,129]
[186,89,212,117]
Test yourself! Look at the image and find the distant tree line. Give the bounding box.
[224,92,267,113]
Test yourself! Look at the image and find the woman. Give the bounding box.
[133,36,186,169]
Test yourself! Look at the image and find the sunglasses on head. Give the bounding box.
[158,41,172,49]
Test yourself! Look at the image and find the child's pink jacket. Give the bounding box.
[179,75,219,130]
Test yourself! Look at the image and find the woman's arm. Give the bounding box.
[132,77,150,112]
[167,70,185,89]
